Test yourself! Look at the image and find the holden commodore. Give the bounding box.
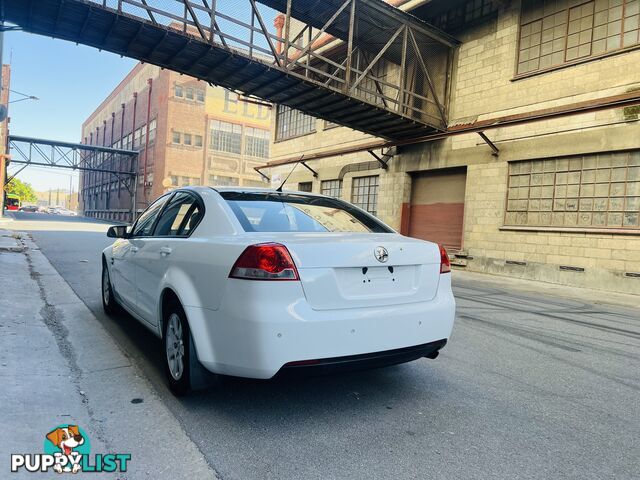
[102,187,455,395]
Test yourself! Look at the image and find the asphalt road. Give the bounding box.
[9,211,640,479]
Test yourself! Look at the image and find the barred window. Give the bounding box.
[186,87,194,100]
[172,131,181,144]
[196,89,205,102]
[175,85,183,97]
[148,119,157,144]
[518,0,640,75]
[351,176,379,216]
[184,133,192,146]
[134,128,141,149]
[140,124,146,148]
[321,179,343,198]
[195,135,203,147]
[210,120,242,154]
[208,174,239,186]
[505,151,640,229]
[298,182,313,192]
[276,105,316,141]
[181,176,200,186]
[428,0,499,32]
[245,127,270,158]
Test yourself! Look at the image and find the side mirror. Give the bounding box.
[107,225,129,238]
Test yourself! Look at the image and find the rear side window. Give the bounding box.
[221,192,392,233]
[154,192,203,236]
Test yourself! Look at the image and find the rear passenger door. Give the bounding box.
[133,191,204,326]
[112,194,169,313]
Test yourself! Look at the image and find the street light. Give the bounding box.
[9,89,39,104]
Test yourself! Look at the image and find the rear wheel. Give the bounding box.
[101,261,119,315]
[163,303,192,396]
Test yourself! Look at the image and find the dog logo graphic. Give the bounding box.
[45,425,86,474]
[11,424,130,474]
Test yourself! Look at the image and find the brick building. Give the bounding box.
[80,63,271,221]
[267,0,640,294]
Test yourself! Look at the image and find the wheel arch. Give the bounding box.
[159,287,185,338]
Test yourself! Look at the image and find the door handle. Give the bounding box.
[160,247,172,256]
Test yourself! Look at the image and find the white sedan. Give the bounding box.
[102,187,455,395]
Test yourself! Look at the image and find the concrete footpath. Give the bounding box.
[0,229,218,479]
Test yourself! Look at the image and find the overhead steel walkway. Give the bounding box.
[7,135,139,220]
[1,0,458,140]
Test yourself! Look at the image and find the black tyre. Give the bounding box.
[163,302,192,396]
[101,260,120,315]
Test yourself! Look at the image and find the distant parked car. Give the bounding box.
[47,207,59,214]
[19,205,39,213]
[101,187,456,395]
[57,208,78,216]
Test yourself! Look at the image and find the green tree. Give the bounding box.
[5,178,37,203]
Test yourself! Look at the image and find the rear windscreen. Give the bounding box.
[220,192,393,233]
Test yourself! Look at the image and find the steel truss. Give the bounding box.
[7,135,139,217]
[1,0,458,140]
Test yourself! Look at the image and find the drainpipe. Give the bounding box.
[95,126,100,214]
[118,103,125,199]
[102,119,107,217]
[131,92,138,222]
[89,132,93,215]
[143,78,152,204]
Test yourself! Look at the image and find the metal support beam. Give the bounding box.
[255,168,270,182]
[300,161,318,178]
[344,0,357,92]
[350,25,403,93]
[408,28,447,128]
[248,0,283,67]
[367,150,389,170]
[477,131,499,156]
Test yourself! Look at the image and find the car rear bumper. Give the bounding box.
[185,274,455,379]
[276,339,447,377]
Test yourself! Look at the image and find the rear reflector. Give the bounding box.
[229,243,300,281]
[439,244,451,274]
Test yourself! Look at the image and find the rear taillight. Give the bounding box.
[229,243,300,281]
[439,244,451,274]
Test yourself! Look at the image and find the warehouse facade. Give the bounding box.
[80,63,270,221]
[268,0,640,294]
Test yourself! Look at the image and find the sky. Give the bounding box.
[5,31,137,192]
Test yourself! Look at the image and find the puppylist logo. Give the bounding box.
[10,424,131,474]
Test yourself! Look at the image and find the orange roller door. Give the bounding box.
[408,168,467,251]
